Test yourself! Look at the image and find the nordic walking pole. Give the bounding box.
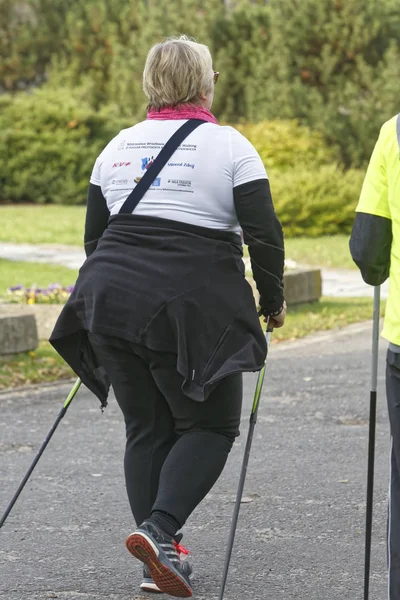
[218,323,272,600]
[364,285,381,600]
[0,377,82,530]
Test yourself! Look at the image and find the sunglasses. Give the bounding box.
[213,71,220,84]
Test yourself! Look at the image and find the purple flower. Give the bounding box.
[8,285,23,291]
[6,281,73,305]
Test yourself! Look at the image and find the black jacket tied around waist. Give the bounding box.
[50,214,267,407]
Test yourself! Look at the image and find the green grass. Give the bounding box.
[0,205,85,245]
[0,342,73,390]
[284,235,355,269]
[271,296,385,343]
[243,234,354,270]
[0,297,384,390]
[0,259,78,296]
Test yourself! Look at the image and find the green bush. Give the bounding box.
[270,165,365,237]
[0,88,364,233]
[0,87,129,204]
[235,121,362,238]
[235,120,339,171]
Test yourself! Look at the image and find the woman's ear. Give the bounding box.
[199,90,214,109]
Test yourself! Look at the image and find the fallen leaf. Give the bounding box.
[240,496,254,504]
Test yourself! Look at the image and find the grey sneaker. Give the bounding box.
[127,521,193,597]
[141,557,193,594]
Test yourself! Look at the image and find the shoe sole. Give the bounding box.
[140,566,194,593]
[140,569,194,593]
[126,532,192,598]
[140,581,162,593]
[141,561,194,593]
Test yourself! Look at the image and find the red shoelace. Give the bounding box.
[174,540,190,556]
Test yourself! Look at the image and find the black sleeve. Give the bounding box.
[349,212,392,286]
[233,178,285,315]
[84,183,110,257]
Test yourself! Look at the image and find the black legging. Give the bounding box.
[88,333,242,533]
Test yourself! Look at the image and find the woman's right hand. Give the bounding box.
[264,301,286,329]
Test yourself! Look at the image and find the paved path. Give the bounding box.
[0,243,85,271]
[0,242,390,298]
[322,267,389,299]
[0,322,391,599]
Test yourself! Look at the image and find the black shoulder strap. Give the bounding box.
[119,119,205,215]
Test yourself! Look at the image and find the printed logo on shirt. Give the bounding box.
[112,179,128,185]
[132,156,160,186]
[125,142,164,150]
[117,140,126,150]
[112,162,131,168]
[133,176,161,187]
[167,162,195,169]
[167,179,192,188]
[141,157,154,171]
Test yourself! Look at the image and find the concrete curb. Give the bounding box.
[284,268,322,305]
[0,313,38,355]
[0,304,63,341]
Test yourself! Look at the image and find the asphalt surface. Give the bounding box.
[0,322,391,600]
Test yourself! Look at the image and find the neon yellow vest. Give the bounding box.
[356,115,400,344]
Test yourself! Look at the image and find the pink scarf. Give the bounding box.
[147,104,218,124]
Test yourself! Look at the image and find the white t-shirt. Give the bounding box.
[90,119,267,233]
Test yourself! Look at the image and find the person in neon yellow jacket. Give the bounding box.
[350,114,400,599]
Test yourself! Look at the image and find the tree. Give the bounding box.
[47,0,222,118]
[0,0,74,91]
[263,0,400,165]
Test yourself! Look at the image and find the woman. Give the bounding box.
[50,36,285,598]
